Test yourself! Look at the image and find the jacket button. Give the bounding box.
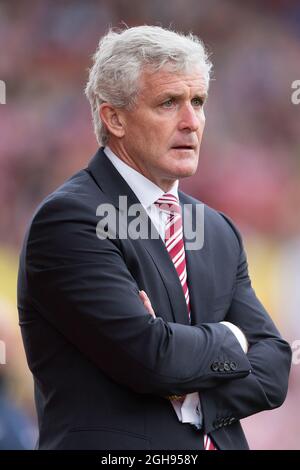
[211,361,219,372]
[230,361,237,371]
[224,361,231,371]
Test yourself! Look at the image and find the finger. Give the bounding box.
[139,290,147,301]
[139,291,156,318]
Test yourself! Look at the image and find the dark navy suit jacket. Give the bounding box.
[17,148,292,450]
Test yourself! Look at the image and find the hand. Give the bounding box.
[139,290,156,318]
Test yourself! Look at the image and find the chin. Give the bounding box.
[180,168,197,178]
[168,167,196,180]
[176,161,198,177]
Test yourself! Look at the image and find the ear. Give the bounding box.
[99,103,125,139]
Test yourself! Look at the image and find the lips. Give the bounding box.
[172,144,195,150]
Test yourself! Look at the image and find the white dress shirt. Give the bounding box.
[103,146,248,429]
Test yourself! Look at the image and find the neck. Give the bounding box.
[106,142,178,193]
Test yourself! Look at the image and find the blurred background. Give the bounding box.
[0,0,299,450]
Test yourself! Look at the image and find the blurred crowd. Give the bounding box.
[0,0,299,449]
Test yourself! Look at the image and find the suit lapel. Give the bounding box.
[180,195,215,325]
[87,148,190,325]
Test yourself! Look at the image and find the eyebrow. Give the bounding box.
[157,90,208,102]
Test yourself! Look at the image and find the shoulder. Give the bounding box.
[24,168,107,254]
[23,169,121,269]
[29,168,106,227]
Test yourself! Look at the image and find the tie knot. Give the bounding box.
[154,193,181,214]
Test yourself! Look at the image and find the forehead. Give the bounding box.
[139,67,208,98]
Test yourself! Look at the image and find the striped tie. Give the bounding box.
[155,193,217,451]
[155,193,191,322]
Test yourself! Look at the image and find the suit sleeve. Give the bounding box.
[199,215,292,434]
[24,195,252,397]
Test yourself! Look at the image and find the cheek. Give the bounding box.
[200,112,206,128]
[126,113,174,151]
[132,117,157,140]
[141,123,171,149]
[154,122,174,143]
[197,117,205,138]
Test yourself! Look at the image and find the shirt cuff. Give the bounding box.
[220,321,249,353]
[170,392,203,427]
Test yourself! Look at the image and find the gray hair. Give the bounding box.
[85,25,212,145]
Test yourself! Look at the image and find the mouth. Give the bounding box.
[171,145,195,150]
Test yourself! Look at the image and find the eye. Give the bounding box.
[161,98,175,108]
[192,97,204,107]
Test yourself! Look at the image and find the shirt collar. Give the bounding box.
[104,146,179,209]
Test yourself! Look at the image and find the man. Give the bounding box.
[18,25,291,450]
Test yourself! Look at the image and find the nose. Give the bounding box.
[178,103,202,132]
